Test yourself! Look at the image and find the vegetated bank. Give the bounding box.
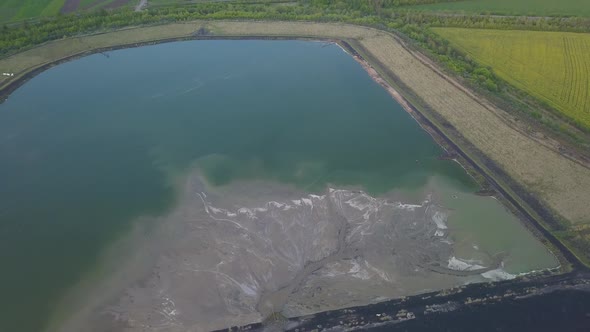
[0,0,131,24]
[1,19,590,271]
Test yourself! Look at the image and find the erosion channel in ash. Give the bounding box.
[0,41,557,332]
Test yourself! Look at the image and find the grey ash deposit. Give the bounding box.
[65,174,501,331]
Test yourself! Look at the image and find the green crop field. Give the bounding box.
[146,0,266,6]
[410,0,590,17]
[0,0,132,23]
[0,0,65,23]
[79,0,105,9]
[79,0,132,10]
[434,28,590,128]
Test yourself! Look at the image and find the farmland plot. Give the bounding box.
[0,0,65,23]
[409,0,590,17]
[434,28,590,128]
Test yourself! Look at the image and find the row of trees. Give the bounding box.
[4,0,586,95]
[395,22,500,92]
[5,2,589,54]
[3,0,588,96]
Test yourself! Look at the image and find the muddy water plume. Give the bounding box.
[58,173,521,332]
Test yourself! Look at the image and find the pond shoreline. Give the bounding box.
[0,28,584,271]
[0,37,576,269]
[0,26,587,331]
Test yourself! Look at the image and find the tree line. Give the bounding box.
[2,0,589,96]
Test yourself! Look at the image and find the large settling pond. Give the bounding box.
[0,41,557,332]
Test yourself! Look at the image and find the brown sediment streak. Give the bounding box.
[333,40,434,137]
[353,55,414,115]
[343,44,449,151]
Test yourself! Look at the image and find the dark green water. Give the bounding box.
[0,40,489,331]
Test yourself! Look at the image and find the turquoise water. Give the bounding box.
[0,41,553,332]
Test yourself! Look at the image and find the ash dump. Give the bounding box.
[62,174,503,332]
